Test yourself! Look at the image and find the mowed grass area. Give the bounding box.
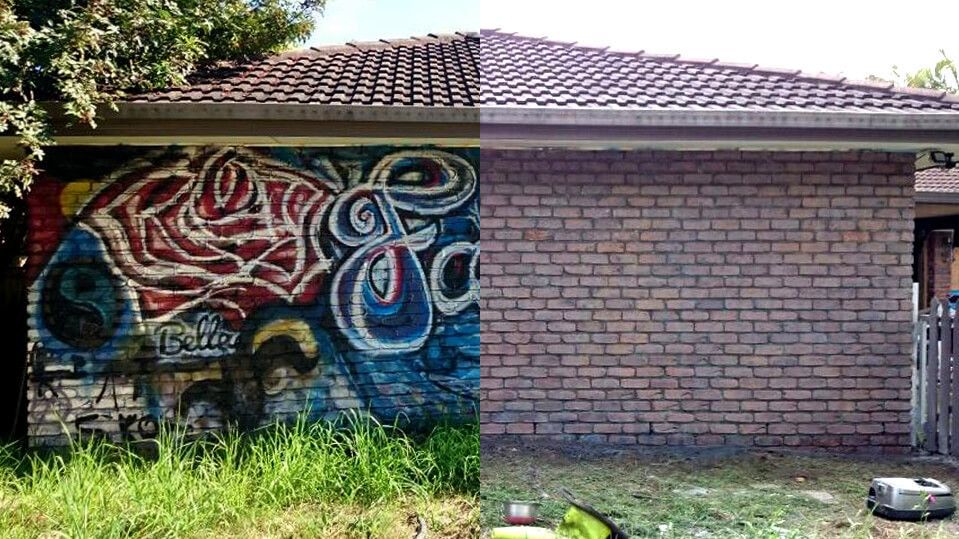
[0,414,479,538]
[482,441,959,539]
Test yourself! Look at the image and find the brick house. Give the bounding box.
[6,28,959,452]
[479,30,959,452]
[7,33,480,445]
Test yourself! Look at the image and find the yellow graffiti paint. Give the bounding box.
[60,180,99,217]
[252,319,318,358]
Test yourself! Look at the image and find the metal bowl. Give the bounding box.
[503,501,540,525]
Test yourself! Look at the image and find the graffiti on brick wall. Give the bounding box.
[26,147,479,441]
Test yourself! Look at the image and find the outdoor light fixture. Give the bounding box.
[930,151,957,168]
[917,150,958,171]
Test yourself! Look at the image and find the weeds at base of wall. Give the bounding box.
[0,412,479,538]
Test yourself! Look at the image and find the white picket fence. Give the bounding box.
[913,298,959,454]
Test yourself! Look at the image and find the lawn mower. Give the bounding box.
[866,477,956,520]
[492,487,628,539]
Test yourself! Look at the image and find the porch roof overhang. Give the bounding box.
[916,191,959,219]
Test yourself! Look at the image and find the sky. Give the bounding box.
[307,0,479,47]
[308,0,957,81]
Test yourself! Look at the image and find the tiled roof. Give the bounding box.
[917,167,959,194]
[130,33,478,106]
[479,30,959,111]
[127,30,959,114]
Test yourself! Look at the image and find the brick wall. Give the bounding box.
[26,145,479,445]
[480,149,916,453]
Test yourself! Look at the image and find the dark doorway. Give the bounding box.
[915,215,959,310]
[0,269,27,445]
[0,203,28,446]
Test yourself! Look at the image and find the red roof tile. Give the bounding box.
[917,167,959,194]
[130,33,479,106]
[479,30,959,112]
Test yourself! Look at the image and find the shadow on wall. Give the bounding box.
[25,146,479,444]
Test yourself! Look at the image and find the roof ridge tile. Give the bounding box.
[841,78,895,91]
[345,39,392,51]
[381,37,426,47]
[425,33,466,42]
[795,71,847,84]
[606,49,645,57]
[541,39,577,47]
[639,52,681,61]
[894,85,948,99]
[748,66,802,77]
[708,61,759,71]
[673,57,719,66]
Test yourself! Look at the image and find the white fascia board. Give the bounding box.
[92,103,959,130]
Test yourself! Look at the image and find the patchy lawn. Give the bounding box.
[481,440,959,539]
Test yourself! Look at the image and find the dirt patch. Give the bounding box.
[196,497,479,539]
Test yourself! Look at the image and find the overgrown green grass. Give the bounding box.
[0,413,479,538]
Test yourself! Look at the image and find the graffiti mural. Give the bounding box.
[25,146,479,443]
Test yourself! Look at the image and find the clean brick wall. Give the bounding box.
[480,149,916,453]
[26,146,479,445]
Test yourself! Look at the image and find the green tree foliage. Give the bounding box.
[0,0,324,230]
[893,49,959,94]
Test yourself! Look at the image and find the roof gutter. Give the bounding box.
[17,103,959,151]
[94,102,480,123]
[480,107,959,152]
[34,103,480,146]
[482,107,959,130]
